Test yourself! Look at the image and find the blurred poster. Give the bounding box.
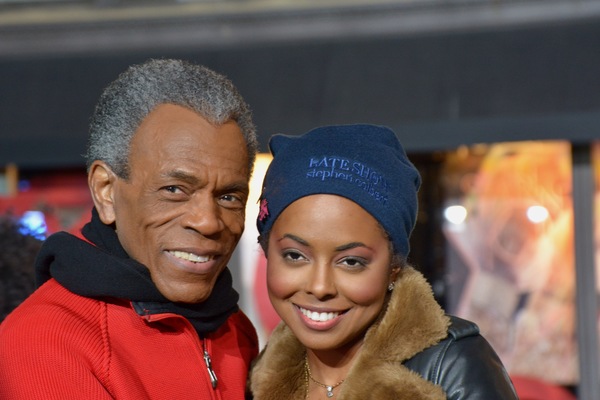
[442,141,578,385]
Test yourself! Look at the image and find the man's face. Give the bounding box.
[92,104,250,303]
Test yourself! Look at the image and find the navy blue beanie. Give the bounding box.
[256,124,421,257]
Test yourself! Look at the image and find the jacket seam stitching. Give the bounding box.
[101,300,114,396]
[431,338,454,385]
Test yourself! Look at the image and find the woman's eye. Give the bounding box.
[339,257,367,269]
[282,250,306,263]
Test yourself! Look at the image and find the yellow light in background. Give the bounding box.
[245,153,273,232]
[238,152,273,347]
[0,163,18,196]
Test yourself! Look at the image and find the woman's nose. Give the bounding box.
[305,262,337,300]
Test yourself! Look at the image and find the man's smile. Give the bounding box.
[169,250,214,263]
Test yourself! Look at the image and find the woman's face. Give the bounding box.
[266,194,397,354]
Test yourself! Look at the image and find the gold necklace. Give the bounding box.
[304,354,345,399]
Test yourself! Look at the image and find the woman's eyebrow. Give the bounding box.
[279,233,309,246]
[335,242,367,252]
[279,235,367,252]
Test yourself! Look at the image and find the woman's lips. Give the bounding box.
[296,305,347,330]
[299,307,340,322]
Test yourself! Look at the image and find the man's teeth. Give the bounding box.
[300,307,339,322]
[170,251,212,263]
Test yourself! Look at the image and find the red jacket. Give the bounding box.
[0,278,258,400]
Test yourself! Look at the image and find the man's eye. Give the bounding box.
[160,186,188,198]
[219,194,245,209]
[163,186,182,194]
[221,194,240,202]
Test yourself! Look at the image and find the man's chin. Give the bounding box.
[158,284,213,304]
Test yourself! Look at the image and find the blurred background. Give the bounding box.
[1,1,600,399]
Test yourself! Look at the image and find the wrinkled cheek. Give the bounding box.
[222,214,245,240]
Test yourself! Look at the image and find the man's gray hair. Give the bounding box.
[85,58,258,178]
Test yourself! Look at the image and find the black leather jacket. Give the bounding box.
[404,316,519,400]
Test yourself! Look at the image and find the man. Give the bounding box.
[0,59,259,399]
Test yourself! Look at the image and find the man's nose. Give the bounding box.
[183,194,224,236]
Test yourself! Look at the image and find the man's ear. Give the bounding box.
[88,160,117,225]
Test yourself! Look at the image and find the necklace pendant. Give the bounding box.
[326,386,334,398]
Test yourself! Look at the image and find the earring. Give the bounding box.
[387,282,395,292]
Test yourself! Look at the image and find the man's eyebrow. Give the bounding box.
[164,170,249,194]
[163,170,200,184]
[221,181,250,194]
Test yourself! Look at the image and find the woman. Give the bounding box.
[249,124,518,399]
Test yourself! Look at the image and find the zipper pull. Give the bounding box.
[203,345,218,389]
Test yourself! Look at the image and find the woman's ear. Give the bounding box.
[88,160,117,225]
[389,266,401,285]
[388,251,404,284]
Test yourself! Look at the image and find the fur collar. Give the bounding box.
[250,267,451,399]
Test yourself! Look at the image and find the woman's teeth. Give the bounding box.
[300,307,339,322]
[170,251,212,263]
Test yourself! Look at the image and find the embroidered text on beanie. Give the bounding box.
[257,124,421,257]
